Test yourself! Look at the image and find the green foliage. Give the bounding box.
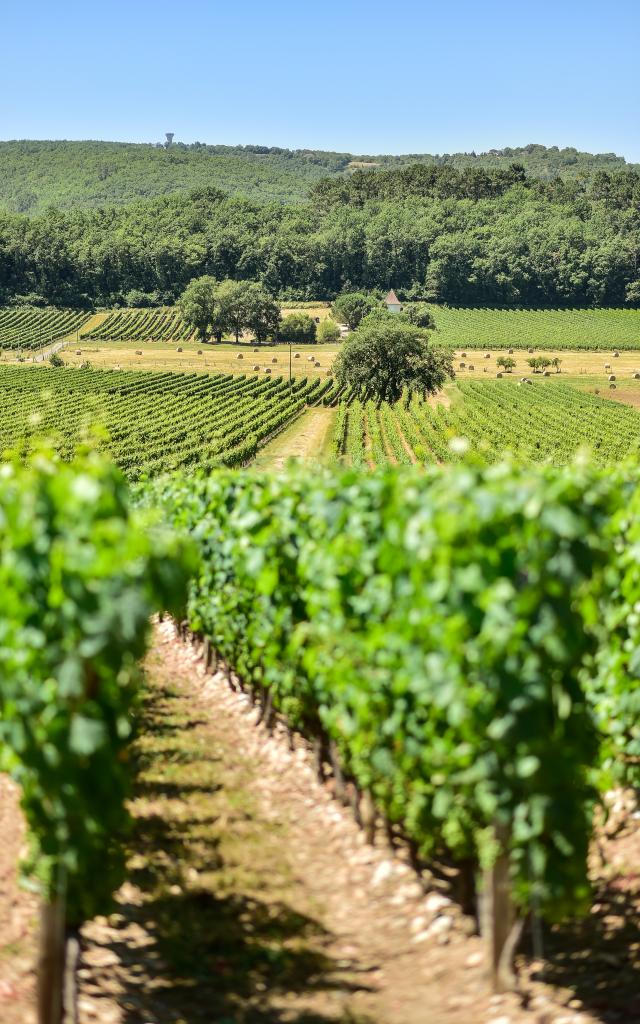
[0,448,192,923]
[154,462,619,918]
[1,166,640,309]
[0,366,325,478]
[0,307,91,351]
[279,312,317,344]
[177,276,219,343]
[339,381,640,468]
[331,293,378,330]
[333,321,454,404]
[48,351,65,367]
[316,318,341,344]
[0,141,635,215]
[589,481,640,788]
[241,283,281,343]
[403,302,436,330]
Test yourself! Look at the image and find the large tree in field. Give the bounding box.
[333,321,454,405]
[242,283,281,344]
[177,275,219,343]
[214,279,248,343]
[331,292,377,330]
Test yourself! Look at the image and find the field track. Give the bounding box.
[254,406,336,469]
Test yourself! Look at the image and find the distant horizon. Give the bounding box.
[0,136,638,165]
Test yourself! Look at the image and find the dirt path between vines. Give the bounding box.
[2,623,639,1023]
[254,407,336,470]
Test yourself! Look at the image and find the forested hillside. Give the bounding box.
[1,163,638,309]
[0,139,637,213]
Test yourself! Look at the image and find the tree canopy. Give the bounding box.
[333,320,454,404]
[1,165,640,310]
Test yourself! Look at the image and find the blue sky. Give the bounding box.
[2,0,639,160]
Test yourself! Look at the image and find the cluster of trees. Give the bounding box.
[0,164,639,309]
[527,356,563,373]
[177,276,342,343]
[178,277,281,343]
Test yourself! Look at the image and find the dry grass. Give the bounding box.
[454,348,640,382]
[56,341,340,377]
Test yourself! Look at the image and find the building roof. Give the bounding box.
[384,289,400,305]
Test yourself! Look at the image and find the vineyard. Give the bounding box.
[0,366,333,477]
[0,307,91,350]
[333,379,640,467]
[151,461,640,985]
[81,307,196,341]
[428,305,640,350]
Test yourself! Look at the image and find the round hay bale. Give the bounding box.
[633,372,640,379]
[594,388,600,394]
[614,350,620,357]
[271,356,278,363]
[508,348,514,354]
[604,363,611,370]
[75,350,82,355]
[484,352,491,359]
[307,356,315,362]
[264,367,271,374]
[459,362,466,369]
[461,351,467,357]
[528,347,534,353]
[176,346,183,353]
[197,350,203,355]
[314,361,321,367]
[253,347,259,353]
[610,383,617,389]
[468,364,475,370]
[135,350,142,355]
[253,364,260,371]
[294,352,300,358]
[237,353,243,360]
[496,372,503,378]
[608,374,616,381]
[543,370,551,377]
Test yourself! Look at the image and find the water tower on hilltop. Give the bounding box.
[165,133,174,147]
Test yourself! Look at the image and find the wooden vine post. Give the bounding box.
[37,898,66,1024]
[481,824,522,992]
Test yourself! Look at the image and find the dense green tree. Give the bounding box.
[404,302,436,329]
[279,312,317,344]
[333,321,454,404]
[317,318,341,343]
[242,283,281,344]
[331,292,378,330]
[177,275,219,343]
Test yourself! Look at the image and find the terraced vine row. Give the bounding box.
[0,307,91,350]
[82,307,196,341]
[429,305,640,350]
[0,366,322,477]
[334,381,640,467]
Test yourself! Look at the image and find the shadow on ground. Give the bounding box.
[81,679,375,1024]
